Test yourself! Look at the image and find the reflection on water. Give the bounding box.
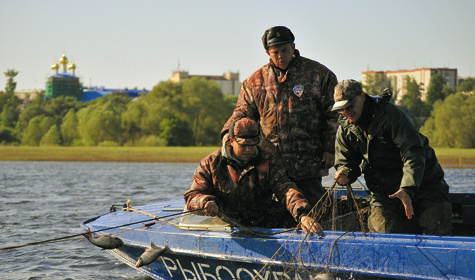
[0,161,473,279]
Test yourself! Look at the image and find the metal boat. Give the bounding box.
[81,188,475,280]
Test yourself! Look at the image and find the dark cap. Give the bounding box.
[262,26,295,50]
[230,118,260,145]
[332,79,363,111]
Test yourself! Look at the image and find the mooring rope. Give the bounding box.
[123,200,180,227]
[0,208,203,251]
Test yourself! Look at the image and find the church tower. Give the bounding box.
[45,53,82,99]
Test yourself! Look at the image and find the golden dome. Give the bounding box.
[59,53,68,65]
[68,62,76,70]
[51,62,60,70]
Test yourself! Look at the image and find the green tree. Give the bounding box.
[60,109,80,145]
[456,77,475,93]
[1,104,20,128]
[400,76,431,128]
[138,79,234,146]
[158,111,194,146]
[1,69,21,131]
[40,125,62,146]
[181,77,234,145]
[363,73,394,99]
[420,93,475,148]
[0,126,19,144]
[3,69,19,96]
[44,96,84,126]
[426,74,453,106]
[16,103,46,134]
[77,95,130,146]
[121,101,147,145]
[21,116,55,146]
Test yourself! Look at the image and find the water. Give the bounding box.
[0,161,473,279]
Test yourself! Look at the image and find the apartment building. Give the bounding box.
[362,68,457,101]
[169,70,241,96]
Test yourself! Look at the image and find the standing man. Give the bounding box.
[333,79,452,235]
[186,118,322,234]
[221,26,339,207]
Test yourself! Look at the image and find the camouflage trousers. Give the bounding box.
[368,193,453,235]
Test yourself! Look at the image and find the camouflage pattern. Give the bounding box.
[184,145,312,228]
[231,118,260,145]
[332,79,363,111]
[334,95,451,234]
[222,50,339,180]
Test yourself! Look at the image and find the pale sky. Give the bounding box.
[1,0,474,91]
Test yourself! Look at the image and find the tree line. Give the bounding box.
[0,71,237,146]
[1,69,474,148]
[363,74,475,148]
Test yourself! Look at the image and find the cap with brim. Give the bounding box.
[331,79,363,111]
[332,98,357,111]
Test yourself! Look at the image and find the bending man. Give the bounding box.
[333,79,452,235]
[185,118,322,234]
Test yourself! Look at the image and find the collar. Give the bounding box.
[268,49,301,72]
[221,140,259,168]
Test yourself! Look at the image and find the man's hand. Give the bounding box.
[300,215,323,234]
[321,152,335,176]
[204,201,219,216]
[334,169,349,185]
[389,189,414,219]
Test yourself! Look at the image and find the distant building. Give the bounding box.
[169,70,241,96]
[15,89,43,102]
[362,67,458,101]
[81,87,148,102]
[45,53,82,99]
[45,53,148,101]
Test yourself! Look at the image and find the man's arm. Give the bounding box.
[334,126,363,185]
[184,155,218,216]
[387,106,426,198]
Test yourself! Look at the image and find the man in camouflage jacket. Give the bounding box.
[333,79,452,235]
[186,118,322,234]
[221,26,338,207]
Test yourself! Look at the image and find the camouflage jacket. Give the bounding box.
[222,50,338,180]
[184,144,312,227]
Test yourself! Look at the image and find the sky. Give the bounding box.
[1,0,474,91]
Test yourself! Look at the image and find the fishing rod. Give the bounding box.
[0,208,204,251]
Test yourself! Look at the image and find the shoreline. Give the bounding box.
[1,146,474,168]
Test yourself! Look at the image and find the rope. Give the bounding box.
[345,184,366,231]
[0,207,203,251]
[123,200,180,227]
[324,231,351,272]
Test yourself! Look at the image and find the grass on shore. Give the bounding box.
[0,146,474,167]
[0,146,218,162]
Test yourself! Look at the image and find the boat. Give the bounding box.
[81,187,475,280]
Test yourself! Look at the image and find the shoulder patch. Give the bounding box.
[293,85,304,97]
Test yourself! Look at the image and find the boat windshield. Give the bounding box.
[178,207,232,231]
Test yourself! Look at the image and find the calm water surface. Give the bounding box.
[0,161,473,279]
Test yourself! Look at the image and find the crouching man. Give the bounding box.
[185,118,321,234]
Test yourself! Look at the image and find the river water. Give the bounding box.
[0,161,473,280]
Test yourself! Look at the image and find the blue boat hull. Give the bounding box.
[82,195,475,280]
